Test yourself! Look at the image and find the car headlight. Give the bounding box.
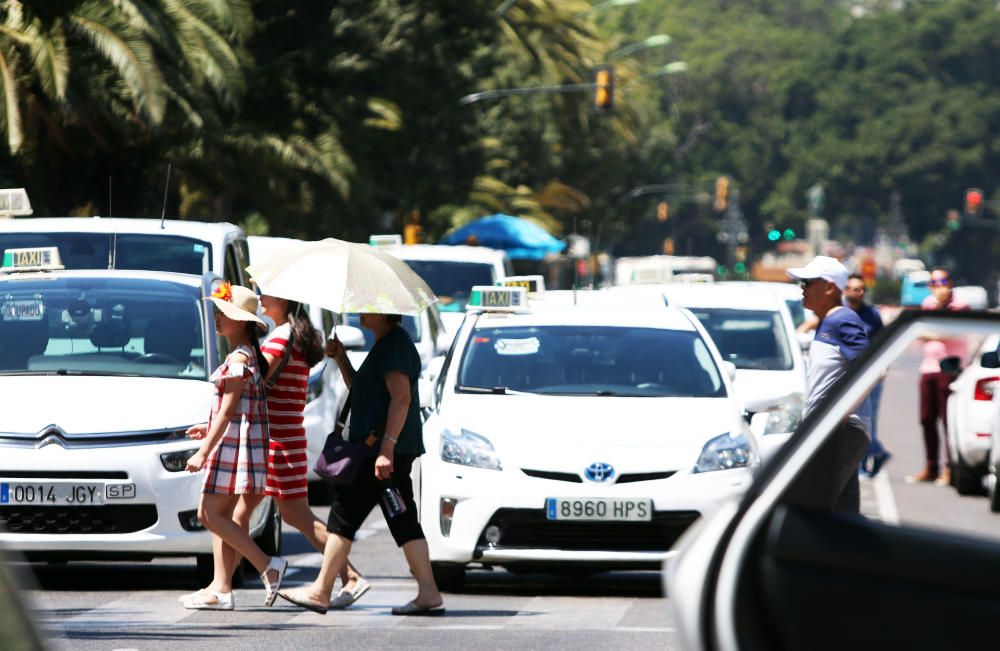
[762,395,804,434]
[440,429,502,471]
[160,448,198,472]
[694,432,752,473]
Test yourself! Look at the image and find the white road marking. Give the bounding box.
[285,589,407,628]
[872,470,900,525]
[505,596,631,630]
[46,593,193,630]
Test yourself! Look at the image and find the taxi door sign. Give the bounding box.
[1,247,64,272]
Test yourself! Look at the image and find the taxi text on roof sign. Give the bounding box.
[369,234,403,248]
[466,285,528,312]
[497,275,545,294]
[1,247,64,273]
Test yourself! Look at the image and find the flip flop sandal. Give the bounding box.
[278,588,329,615]
[262,556,288,607]
[391,601,446,617]
[182,591,234,611]
[331,577,372,610]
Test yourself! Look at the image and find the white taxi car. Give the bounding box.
[419,286,755,590]
[377,239,512,335]
[947,334,1000,494]
[0,216,251,287]
[0,248,277,583]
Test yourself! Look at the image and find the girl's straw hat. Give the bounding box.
[204,282,267,332]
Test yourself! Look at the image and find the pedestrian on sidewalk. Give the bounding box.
[843,274,890,477]
[181,283,287,610]
[789,257,872,513]
[907,268,970,486]
[279,313,444,616]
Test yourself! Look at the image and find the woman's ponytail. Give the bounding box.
[246,322,270,379]
[287,301,325,367]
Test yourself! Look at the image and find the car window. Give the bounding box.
[687,307,794,371]
[0,232,211,275]
[345,314,421,350]
[784,299,806,329]
[224,244,241,286]
[401,260,495,308]
[233,238,250,286]
[457,325,726,397]
[0,276,207,379]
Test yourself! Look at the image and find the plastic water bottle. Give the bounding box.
[381,485,407,518]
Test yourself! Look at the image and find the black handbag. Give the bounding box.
[312,391,377,484]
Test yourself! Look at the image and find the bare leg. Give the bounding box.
[277,497,364,591]
[286,532,354,607]
[208,498,240,593]
[401,539,443,608]
[199,494,272,576]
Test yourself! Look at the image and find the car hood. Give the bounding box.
[433,394,742,472]
[732,369,806,412]
[0,376,212,434]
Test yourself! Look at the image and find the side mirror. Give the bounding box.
[722,361,737,382]
[332,325,366,350]
[982,350,1000,369]
[939,355,962,375]
[417,378,434,410]
[425,356,446,385]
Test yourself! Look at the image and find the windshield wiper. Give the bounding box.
[455,385,535,395]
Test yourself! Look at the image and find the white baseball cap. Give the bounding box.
[787,255,848,290]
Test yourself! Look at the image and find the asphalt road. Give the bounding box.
[12,344,1000,650]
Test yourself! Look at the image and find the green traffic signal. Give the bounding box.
[767,229,781,242]
[716,265,728,276]
[734,262,747,274]
[782,228,796,240]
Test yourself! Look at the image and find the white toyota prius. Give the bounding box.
[0,247,278,583]
[419,285,756,590]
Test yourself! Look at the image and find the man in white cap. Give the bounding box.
[787,256,872,513]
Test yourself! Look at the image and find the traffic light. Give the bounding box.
[946,209,962,232]
[964,188,984,217]
[714,176,729,212]
[767,229,781,242]
[403,210,422,244]
[657,201,669,222]
[594,65,614,111]
[782,228,796,240]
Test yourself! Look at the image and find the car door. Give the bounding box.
[667,309,1000,650]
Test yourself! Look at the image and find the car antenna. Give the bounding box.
[107,176,118,270]
[159,163,172,229]
[572,216,578,306]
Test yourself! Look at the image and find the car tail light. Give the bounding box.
[974,376,1000,401]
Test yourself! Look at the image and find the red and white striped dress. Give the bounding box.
[261,323,310,500]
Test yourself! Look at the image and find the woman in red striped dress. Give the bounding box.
[250,296,368,605]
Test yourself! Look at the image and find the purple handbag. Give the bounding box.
[312,392,377,485]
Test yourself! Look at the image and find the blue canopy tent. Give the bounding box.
[439,214,565,260]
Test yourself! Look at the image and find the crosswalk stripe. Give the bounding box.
[51,593,193,629]
[504,596,631,630]
[285,590,408,628]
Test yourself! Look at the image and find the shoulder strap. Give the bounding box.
[338,388,352,426]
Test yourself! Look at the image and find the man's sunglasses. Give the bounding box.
[930,278,950,287]
[800,278,822,288]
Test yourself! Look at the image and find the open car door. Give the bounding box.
[667,310,1000,650]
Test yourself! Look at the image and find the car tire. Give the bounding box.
[254,500,283,557]
[431,562,466,592]
[954,455,986,496]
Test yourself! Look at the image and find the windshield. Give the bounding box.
[401,260,494,310]
[0,233,211,275]
[687,307,794,371]
[345,314,421,351]
[0,276,207,379]
[457,325,726,397]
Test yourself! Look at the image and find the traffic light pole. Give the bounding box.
[716,190,748,274]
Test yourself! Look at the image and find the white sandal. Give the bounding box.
[182,591,234,611]
[178,588,209,603]
[262,556,288,607]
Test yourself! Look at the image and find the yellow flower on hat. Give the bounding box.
[212,281,233,302]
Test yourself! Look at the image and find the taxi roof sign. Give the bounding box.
[466,285,528,312]
[497,275,545,294]
[1,247,64,273]
[0,188,32,219]
[369,234,403,248]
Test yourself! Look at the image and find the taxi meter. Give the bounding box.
[369,234,403,248]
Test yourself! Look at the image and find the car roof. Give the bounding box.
[383,244,508,264]
[727,280,802,300]
[0,268,203,288]
[470,292,698,331]
[247,235,301,260]
[0,217,243,241]
[656,282,786,310]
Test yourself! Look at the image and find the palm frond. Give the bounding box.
[363,98,403,132]
[24,19,69,100]
[0,45,23,152]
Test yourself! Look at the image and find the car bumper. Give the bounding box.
[420,461,751,565]
[0,440,250,557]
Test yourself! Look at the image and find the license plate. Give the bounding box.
[545,497,652,522]
[0,482,106,506]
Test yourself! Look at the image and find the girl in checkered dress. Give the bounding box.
[180,283,287,611]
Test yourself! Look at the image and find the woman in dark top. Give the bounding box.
[279,313,444,616]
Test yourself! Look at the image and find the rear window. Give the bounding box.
[0,233,211,276]
[688,307,794,371]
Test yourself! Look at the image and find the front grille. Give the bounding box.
[0,505,158,534]
[616,471,676,484]
[478,508,700,552]
[521,469,582,483]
